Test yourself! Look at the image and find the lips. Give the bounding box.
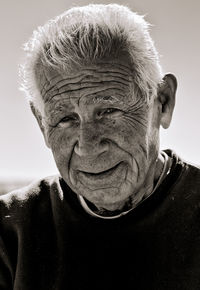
[76,162,127,188]
[80,162,121,176]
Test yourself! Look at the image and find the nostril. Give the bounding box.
[74,141,80,155]
[74,141,82,156]
[99,139,110,153]
[100,138,110,147]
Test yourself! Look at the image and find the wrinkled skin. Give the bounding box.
[34,56,176,211]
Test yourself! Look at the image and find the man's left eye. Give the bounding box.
[98,108,121,117]
[104,108,116,114]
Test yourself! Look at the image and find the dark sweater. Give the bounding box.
[0,150,200,290]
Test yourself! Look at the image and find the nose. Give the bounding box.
[74,122,109,157]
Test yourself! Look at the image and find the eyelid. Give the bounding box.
[58,113,79,126]
[97,107,122,117]
[105,108,116,113]
[60,116,75,122]
[65,112,79,119]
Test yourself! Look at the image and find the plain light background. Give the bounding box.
[0,0,199,179]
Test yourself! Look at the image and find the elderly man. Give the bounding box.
[0,4,200,290]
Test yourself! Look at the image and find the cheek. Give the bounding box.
[48,128,76,168]
[147,105,161,155]
[107,117,148,153]
[107,117,152,178]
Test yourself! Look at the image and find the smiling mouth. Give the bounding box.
[79,162,122,177]
[75,161,127,188]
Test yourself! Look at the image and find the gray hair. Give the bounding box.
[20,4,163,114]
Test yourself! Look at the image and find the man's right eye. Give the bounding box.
[60,116,74,123]
[58,115,79,127]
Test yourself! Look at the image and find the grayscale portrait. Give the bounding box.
[0,2,199,289]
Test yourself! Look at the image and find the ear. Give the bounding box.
[30,102,50,148]
[158,73,177,129]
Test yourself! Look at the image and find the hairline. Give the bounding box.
[20,4,163,117]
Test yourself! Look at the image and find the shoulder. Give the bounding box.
[165,149,200,186]
[0,175,62,225]
[176,157,200,189]
[162,149,200,209]
[164,150,200,213]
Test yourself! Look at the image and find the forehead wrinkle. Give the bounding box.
[40,62,132,95]
[56,79,130,96]
[39,70,91,102]
[39,68,61,99]
[43,80,131,104]
[40,74,59,97]
[41,75,86,102]
[42,69,131,98]
[43,79,128,104]
[40,60,134,105]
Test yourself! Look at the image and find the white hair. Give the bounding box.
[20,4,163,114]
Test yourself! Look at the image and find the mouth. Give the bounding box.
[79,162,122,177]
[76,162,127,188]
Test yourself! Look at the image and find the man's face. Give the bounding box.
[37,56,162,211]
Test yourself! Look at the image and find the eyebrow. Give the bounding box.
[91,95,121,104]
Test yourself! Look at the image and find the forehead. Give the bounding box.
[36,57,135,108]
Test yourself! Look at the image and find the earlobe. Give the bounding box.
[30,102,50,148]
[158,73,177,129]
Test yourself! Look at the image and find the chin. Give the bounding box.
[79,184,136,210]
